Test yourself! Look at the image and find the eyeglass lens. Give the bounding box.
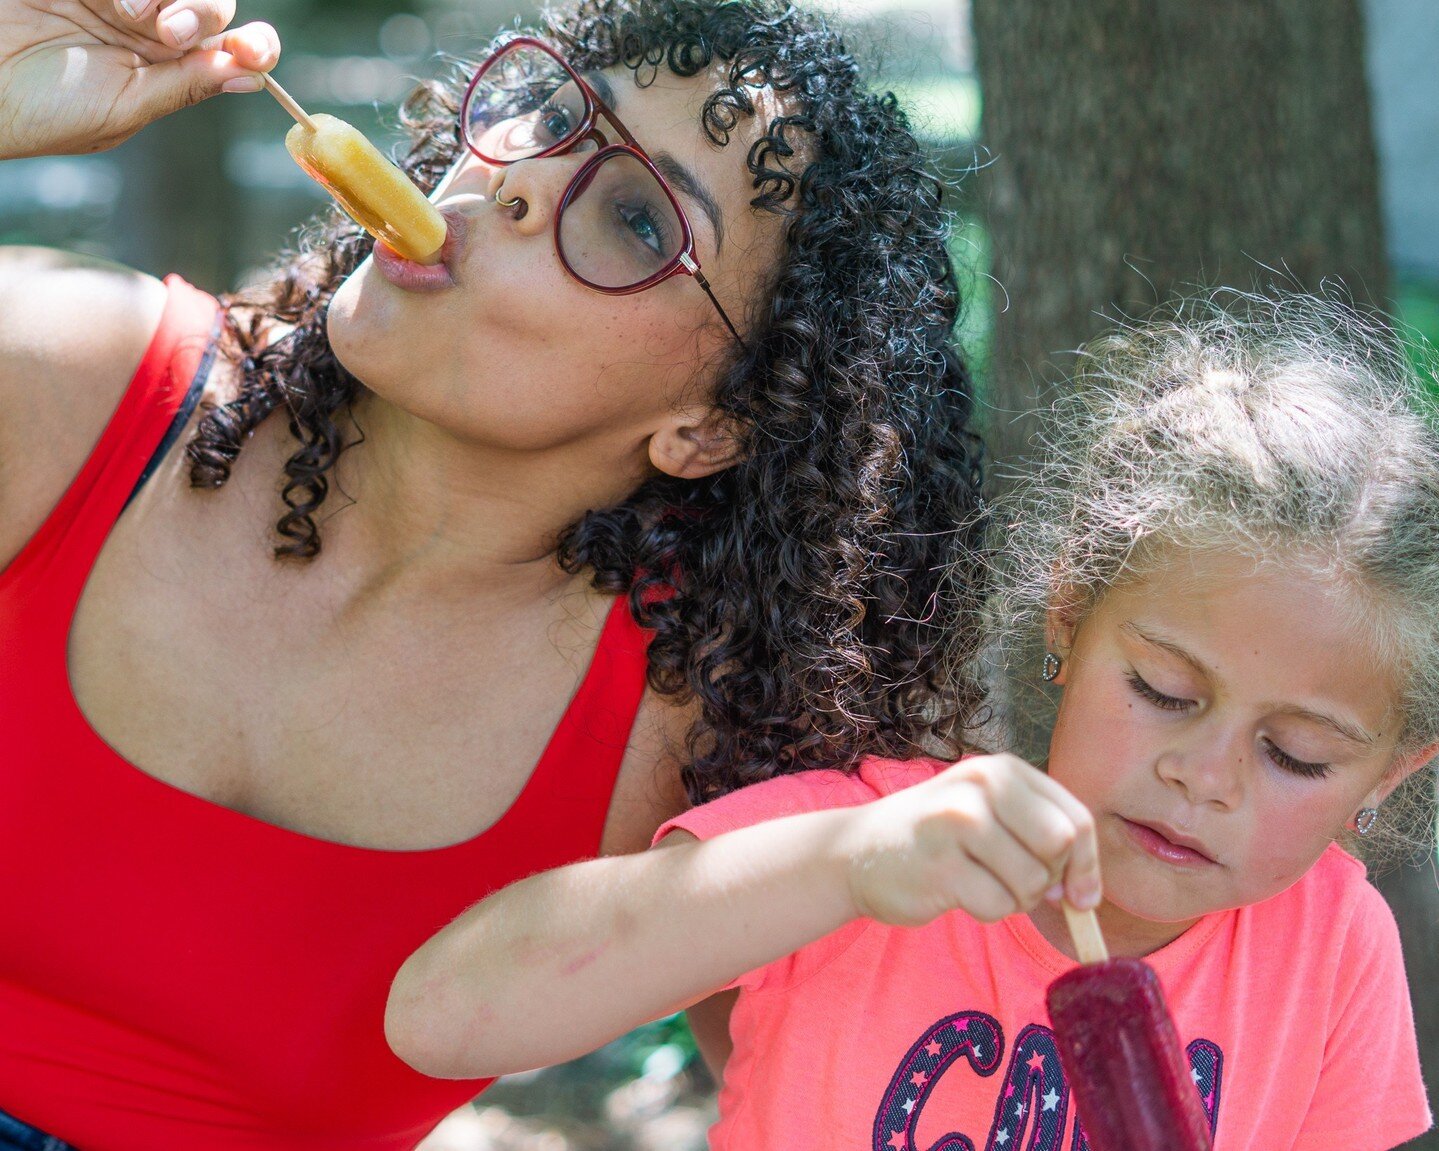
[464,44,688,291]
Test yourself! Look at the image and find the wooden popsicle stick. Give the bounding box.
[262,74,316,132]
[1062,903,1110,965]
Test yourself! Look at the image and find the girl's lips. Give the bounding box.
[1121,817,1218,868]
[370,208,467,293]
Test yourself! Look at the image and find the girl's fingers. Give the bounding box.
[196,22,280,72]
[1017,770,1102,909]
[944,855,1024,924]
[958,820,1056,912]
[152,0,238,51]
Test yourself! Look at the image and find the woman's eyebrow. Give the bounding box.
[583,69,727,249]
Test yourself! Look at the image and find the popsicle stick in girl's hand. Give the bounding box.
[1047,904,1213,1151]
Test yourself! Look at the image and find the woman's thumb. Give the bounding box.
[124,50,264,126]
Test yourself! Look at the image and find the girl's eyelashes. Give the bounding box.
[1125,670,1335,779]
[1261,738,1333,780]
[1125,670,1193,712]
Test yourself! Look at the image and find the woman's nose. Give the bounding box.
[487,154,581,238]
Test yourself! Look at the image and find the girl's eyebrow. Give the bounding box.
[1122,621,1380,748]
[1121,621,1211,675]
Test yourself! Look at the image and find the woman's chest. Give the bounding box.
[61,502,618,850]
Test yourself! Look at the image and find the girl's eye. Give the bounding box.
[1125,670,1194,712]
[1261,738,1333,780]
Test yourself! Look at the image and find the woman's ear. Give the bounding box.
[648,407,747,480]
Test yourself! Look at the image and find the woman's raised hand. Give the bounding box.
[837,754,1102,927]
[0,0,280,159]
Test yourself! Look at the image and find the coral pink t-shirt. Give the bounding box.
[658,757,1431,1151]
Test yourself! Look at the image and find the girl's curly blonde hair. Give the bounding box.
[990,289,1439,865]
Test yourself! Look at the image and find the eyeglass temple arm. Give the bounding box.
[680,254,748,349]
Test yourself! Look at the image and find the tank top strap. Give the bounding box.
[1,275,221,606]
[499,592,654,854]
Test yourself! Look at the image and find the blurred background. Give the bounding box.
[3,0,1436,1146]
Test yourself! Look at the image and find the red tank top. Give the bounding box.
[0,276,652,1150]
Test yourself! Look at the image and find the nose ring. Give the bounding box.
[494,190,528,220]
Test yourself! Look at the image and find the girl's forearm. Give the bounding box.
[385,807,859,1079]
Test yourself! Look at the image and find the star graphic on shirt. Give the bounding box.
[1042,1089,1060,1112]
[1026,1052,1046,1074]
[995,1128,1010,1146]
[1192,1067,1203,1084]
[1014,1100,1026,1121]
[910,1070,928,1088]
[902,1099,916,1115]
[888,1131,907,1151]
[925,1038,943,1058]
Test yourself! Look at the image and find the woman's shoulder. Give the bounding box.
[0,247,169,568]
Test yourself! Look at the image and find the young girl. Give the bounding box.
[0,0,986,1147]
[388,294,1437,1150]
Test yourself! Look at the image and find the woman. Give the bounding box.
[0,0,987,1147]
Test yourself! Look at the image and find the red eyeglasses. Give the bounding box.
[460,37,746,346]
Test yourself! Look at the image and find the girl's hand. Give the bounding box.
[837,754,1101,926]
[0,0,280,159]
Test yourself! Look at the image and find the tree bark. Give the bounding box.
[971,5,1433,1144]
[972,0,1388,472]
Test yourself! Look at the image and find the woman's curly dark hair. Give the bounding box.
[188,0,989,802]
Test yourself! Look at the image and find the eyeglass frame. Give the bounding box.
[459,36,748,347]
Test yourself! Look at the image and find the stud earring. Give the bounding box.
[1354,807,1380,836]
[1042,652,1062,682]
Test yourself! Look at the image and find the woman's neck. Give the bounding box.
[292,391,650,600]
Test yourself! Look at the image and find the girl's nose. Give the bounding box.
[1155,731,1245,810]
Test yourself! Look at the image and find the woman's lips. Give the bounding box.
[371,207,468,292]
[1121,817,1218,868]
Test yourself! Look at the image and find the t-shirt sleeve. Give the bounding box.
[1294,880,1432,1150]
[654,757,947,993]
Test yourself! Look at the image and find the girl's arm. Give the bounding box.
[386,753,1101,1080]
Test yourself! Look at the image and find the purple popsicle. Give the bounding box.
[1046,907,1213,1151]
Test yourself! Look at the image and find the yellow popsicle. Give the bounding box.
[284,113,447,265]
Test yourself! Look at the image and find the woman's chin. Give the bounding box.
[325,260,383,380]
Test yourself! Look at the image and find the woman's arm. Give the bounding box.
[0,249,167,569]
[385,753,1101,1080]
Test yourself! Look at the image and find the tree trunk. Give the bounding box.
[972,0,1388,474]
[971,5,1435,1145]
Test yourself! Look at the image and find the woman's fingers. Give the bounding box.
[150,0,238,51]
[197,22,280,73]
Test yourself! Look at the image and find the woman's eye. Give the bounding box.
[1125,670,1193,712]
[617,202,670,258]
[537,102,574,142]
[1261,738,1333,780]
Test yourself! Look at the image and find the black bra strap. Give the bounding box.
[123,323,220,510]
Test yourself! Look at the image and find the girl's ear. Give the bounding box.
[1044,585,1085,685]
[1370,743,1439,808]
[648,407,747,480]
